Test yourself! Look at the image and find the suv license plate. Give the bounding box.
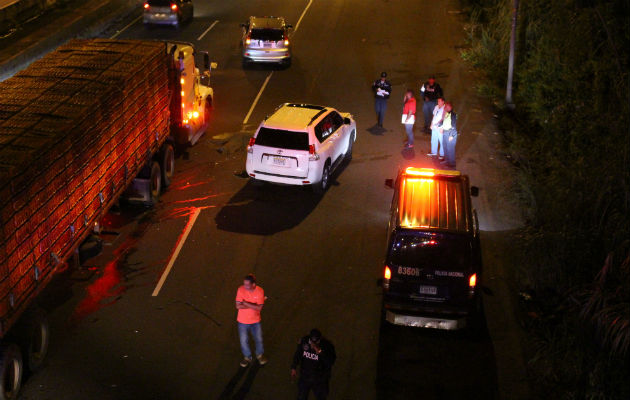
[273,156,286,166]
[419,285,438,295]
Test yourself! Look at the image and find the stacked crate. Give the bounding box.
[0,39,171,335]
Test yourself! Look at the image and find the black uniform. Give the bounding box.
[372,79,392,100]
[421,81,443,102]
[372,78,392,127]
[291,335,336,400]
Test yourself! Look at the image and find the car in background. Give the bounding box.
[143,0,193,27]
[382,167,483,331]
[240,16,292,67]
[246,103,356,193]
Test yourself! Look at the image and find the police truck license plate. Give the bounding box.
[419,285,438,295]
[273,156,286,166]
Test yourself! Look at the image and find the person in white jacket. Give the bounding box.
[427,97,445,158]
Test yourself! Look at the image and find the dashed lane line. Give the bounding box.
[151,207,201,297]
[197,20,219,41]
[294,0,313,32]
[242,71,274,125]
[110,15,142,39]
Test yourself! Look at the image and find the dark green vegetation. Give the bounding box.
[461,0,629,398]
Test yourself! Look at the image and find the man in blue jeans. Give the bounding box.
[235,274,267,367]
[439,102,458,168]
[428,97,445,159]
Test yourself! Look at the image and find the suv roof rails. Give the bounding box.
[307,109,328,126]
[286,103,325,110]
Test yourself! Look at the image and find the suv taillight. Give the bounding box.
[144,3,149,9]
[284,35,289,46]
[245,35,251,45]
[247,137,255,153]
[308,144,319,160]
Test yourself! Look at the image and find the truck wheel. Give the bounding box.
[160,144,175,188]
[16,308,49,373]
[313,163,330,194]
[148,161,162,205]
[0,343,23,400]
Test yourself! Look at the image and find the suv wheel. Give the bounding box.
[314,163,330,194]
[345,131,355,161]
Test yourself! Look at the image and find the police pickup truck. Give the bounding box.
[382,167,482,330]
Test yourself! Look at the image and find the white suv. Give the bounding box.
[246,103,357,193]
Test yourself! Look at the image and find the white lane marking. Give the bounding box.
[110,15,142,39]
[242,71,273,125]
[197,20,219,41]
[152,207,201,297]
[294,0,314,32]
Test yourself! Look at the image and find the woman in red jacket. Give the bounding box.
[402,89,416,148]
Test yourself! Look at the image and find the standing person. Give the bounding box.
[440,102,458,168]
[420,76,443,133]
[402,89,417,148]
[428,97,445,158]
[372,72,392,128]
[235,274,267,367]
[291,329,336,400]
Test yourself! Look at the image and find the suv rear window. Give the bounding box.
[251,29,284,41]
[255,127,309,151]
[389,233,470,271]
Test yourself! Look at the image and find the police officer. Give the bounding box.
[291,329,336,400]
[372,72,392,128]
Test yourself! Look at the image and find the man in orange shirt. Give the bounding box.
[235,274,267,367]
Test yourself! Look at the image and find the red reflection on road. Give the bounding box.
[175,181,210,190]
[171,194,224,204]
[71,237,138,323]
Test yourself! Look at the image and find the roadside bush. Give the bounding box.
[462,0,630,398]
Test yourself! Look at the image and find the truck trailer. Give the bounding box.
[0,39,213,398]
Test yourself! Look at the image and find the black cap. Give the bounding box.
[380,72,387,78]
[309,328,322,342]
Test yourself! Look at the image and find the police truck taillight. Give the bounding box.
[468,273,477,298]
[143,3,149,9]
[469,273,477,288]
[171,3,178,11]
[383,266,391,289]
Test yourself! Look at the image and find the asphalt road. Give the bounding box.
[15,0,530,399]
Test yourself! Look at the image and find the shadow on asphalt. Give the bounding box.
[376,309,499,400]
[216,159,351,235]
[217,364,261,400]
[367,124,387,135]
[215,180,323,235]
